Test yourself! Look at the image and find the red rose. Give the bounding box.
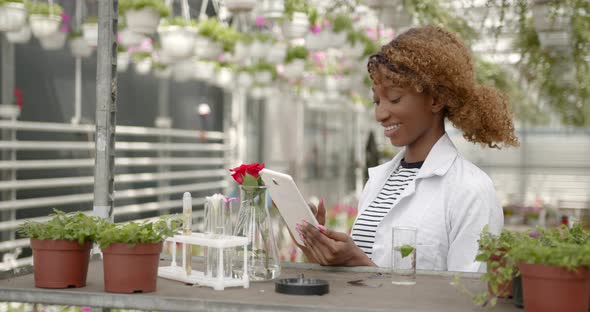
[229,163,265,185]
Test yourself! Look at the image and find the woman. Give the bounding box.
[295,26,519,272]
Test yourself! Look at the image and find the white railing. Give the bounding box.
[0,120,229,271]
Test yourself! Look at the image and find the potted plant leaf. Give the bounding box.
[96,216,180,293]
[119,0,169,35]
[282,45,307,80]
[26,1,62,39]
[158,17,198,59]
[81,16,98,47]
[0,0,27,32]
[18,209,98,289]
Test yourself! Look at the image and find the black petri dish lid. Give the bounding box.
[275,274,329,296]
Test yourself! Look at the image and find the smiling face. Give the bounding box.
[372,81,444,151]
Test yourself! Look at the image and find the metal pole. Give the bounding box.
[1,35,17,242]
[72,1,83,124]
[93,0,118,221]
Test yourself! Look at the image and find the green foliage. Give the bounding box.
[18,209,98,246]
[285,45,308,63]
[0,0,24,4]
[132,51,151,61]
[160,17,197,28]
[284,0,312,21]
[68,30,83,39]
[330,14,353,33]
[95,215,181,248]
[400,244,414,258]
[84,16,98,24]
[197,18,240,52]
[25,1,63,16]
[119,0,169,18]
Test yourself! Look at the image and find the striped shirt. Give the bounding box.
[352,159,423,257]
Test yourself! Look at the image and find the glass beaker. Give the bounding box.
[392,226,417,285]
[232,185,281,281]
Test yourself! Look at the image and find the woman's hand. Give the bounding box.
[296,221,376,267]
[286,198,326,263]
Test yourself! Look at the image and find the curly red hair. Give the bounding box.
[368,26,519,148]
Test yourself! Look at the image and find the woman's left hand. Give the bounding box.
[297,221,376,267]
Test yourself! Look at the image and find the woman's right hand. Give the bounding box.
[288,198,325,263]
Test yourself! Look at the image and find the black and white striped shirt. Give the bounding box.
[352,159,423,257]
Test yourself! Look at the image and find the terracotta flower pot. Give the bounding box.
[31,238,92,289]
[101,242,162,293]
[487,252,513,298]
[520,263,590,312]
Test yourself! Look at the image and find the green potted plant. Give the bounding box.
[18,210,98,289]
[158,17,198,59]
[474,227,521,305]
[0,0,27,32]
[252,61,276,85]
[118,18,145,47]
[26,1,62,39]
[510,233,590,312]
[119,0,169,35]
[96,216,180,293]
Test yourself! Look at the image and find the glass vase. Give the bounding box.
[232,185,281,281]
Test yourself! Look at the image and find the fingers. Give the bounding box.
[323,228,350,242]
[317,198,326,226]
[300,221,338,255]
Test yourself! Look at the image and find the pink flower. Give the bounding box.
[81,307,92,312]
[255,17,266,27]
[310,24,322,34]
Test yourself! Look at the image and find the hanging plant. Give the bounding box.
[26,1,63,39]
[0,0,27,32]
[119,0,169,35]
[158,17,198,59]
[81,16,98,47]
[69,29,93,58]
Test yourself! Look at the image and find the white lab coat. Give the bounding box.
[356,133,503,272]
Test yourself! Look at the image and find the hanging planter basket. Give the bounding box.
[39,31,67,51]
[282,12,309,39]
[195,38,223,60]
[158,25,198,59]
[70,37,93,58]
[134,58,152,75]
[282,59,306,80]
[260,0,284,19]
[224,0,257,14]
[153,65,171,79]
[237,71,254,88]
[0,2,27,32]
[117,52,130,72]
[30,14,62,39]
[214,67,234,88]
[233,40,252,63]
[118,28,146,47]
[82,22,98,47]
[531,3,569,32]
[173,60,194,82]
[6,24,31,43]
[537,31,571,50]
[343,42,365,60]
[125,7,161,35]
[305,32,324,51]
[194,61,215,81]
[250,39,271,61]
[266,42,287,64]
[254,71,273,85]
[379,4,411,29]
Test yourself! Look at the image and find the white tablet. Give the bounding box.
[259,168,319,246]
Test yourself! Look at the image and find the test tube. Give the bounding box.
[183,192,192,276]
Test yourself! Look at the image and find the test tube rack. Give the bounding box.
[158,232,249,291]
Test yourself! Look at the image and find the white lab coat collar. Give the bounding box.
[368,133,458,181]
